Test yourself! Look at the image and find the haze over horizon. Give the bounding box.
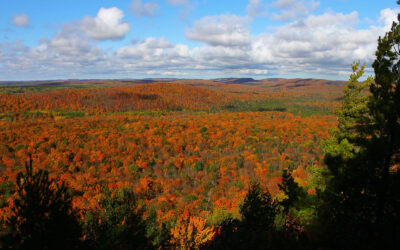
[1,0,398,81]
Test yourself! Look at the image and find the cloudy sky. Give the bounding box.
[0,0,398,81]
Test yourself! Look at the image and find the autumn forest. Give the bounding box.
[1,3,400,250]
[0,77,341,248]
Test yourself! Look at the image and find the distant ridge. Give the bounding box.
[212,78,261,84]
[0,78,347,88]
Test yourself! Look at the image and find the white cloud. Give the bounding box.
[1,7,399,80]
[379,8,399,30]
[238,68,268,75]
[131,0,160,17]
[197,46,248,61]
[12,14,29,27]
[247,0,268,18]
[0,22,107,79]
[249,11,384,76]
[271,0,320,21]
[167,0,189,5]
[167,0,194,18]
[165,44,191,58]
[186,15,250,47]
[116,37,173,58]
[81,7,130,41]
[47,25,104,62]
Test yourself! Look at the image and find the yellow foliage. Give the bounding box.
[170,211,215,249]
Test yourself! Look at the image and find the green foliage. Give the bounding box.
[240,181,277,229]
[320,13,400,247]
[110,110,167,117]
[207,182,279,249]
[207,208,234,226]
[184,194,198,202]
[224,95,336,116]
[321,63,378,248]
[0,181,13,209]
[0,158,83,250]
[0,83,106,94]
[194,161,204,172]
[367,9,400,246]
[278,169,304,215]
[277,168,320,237]
[83,187,151,250]
[54,110,86,118]
[145,208,170,248]
[235,155,245,169]
[208,182,310,249]
[335,62,373,144]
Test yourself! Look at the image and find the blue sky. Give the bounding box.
[0,0,399,80]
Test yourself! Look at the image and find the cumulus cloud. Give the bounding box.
[113,37,195,76]
[116,37,173,58]
[1,7,399,80]
[379,8,399,30]
[238,68,268,75]
[247,0,268,18]
[197,46,248,62]
[167,0,194,18]
[186,15,250,47]
[131,0,160,17]
[249,11,384,76]
[46,25,105,63]
[270,0,320,21]
[81,7,130,41]
[0,21,108,80]
[12,14,29,27]
[114,9,397,78]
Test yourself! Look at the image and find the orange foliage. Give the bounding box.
[0,82,338,225]
[0,83,255,113]
[170,211,215,249]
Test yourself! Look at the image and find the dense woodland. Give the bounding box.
[0,80,336,249]
[1,4,400,250]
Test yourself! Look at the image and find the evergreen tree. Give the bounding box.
[277,169,313,249]
[278,169,304,215]
[146,208,170,249]
[369,6,400,247]
[320,62,373,248]
[83,187,151,250]
[240,181,277,230]
[0,157,83,250]
[207,181,279,249]
[321,5,400,247]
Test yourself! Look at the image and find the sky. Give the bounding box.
[0,0,399,81]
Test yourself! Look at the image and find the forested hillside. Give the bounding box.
[0,78,339,248]
[1,3,400,249]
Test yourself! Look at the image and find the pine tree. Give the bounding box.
[240,181,277,230]
[146,208,170,248]
[207,182,279,249]
[321,5,400,248]
[321,62,375,248]
[83,187,151,250]
[369,6,400,247]
[278,168,304,215]
[0,158,83,250]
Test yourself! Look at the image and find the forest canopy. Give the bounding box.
[0,2,400,250]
